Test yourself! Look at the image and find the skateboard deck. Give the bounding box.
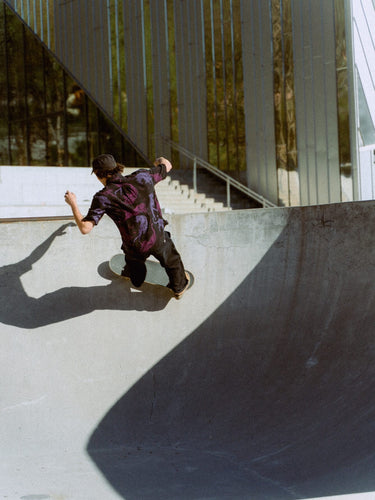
[109,254,194,291]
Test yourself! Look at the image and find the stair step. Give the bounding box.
[128,167,232,214]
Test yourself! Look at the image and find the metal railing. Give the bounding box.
[162,138,277,209]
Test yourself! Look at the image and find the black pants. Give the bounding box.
[123,232,187,293]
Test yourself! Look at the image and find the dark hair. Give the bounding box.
[91,154,126,178]
[94,162,125,179]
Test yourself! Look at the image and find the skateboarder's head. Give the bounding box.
[91,154,124,180]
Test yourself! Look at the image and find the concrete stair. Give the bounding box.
[155,176,231,215]
[169,168,263,210]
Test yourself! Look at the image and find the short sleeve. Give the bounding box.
[82,194,106,225]
[149,164,167,184]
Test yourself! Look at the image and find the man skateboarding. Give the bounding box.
[64,154,190,299]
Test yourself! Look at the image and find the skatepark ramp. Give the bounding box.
[1,201,375,500]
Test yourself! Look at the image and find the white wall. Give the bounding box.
[0,166,100,218]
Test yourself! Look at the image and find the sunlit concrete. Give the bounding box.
[0,166,99,218]
[299,494,375,500]
[1,201,374,499]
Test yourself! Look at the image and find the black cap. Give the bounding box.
[91,154,116,173]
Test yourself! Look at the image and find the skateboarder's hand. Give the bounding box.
[154,156,172,173]
[64,190,77,207]
[64,191,94,234]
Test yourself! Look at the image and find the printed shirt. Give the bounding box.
[82,165,168,255]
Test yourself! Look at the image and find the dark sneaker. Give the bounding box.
[121,267,131,281]
[174,272,190,300]
[122,263,146,287]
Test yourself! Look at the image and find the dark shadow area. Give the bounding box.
[87,205,375,499]
[0,224,171,329]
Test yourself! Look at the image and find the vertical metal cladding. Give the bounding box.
[291,0,341,205]
[173,0,207,164]
[240,0,278,204]
[53,0,113,116]
[122,0,148,153]
[3,0,352,206]
[149,0,171,158]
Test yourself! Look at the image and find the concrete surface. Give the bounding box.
[0,166,99,218]
[1,201,375,500]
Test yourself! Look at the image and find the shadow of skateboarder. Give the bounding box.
[0,224,171,329]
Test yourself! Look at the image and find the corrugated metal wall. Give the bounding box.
[173,0,207,162]
[149,0,172,159]
[4,0,351,207]
[52,0,208,167]
[240,0,278,204]
[122,0,148,153]
[54,0,113,117]
[292,0,341,206]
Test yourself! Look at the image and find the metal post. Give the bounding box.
[226,178,231,208]
[39,0,43,42]
[193,157,197,193]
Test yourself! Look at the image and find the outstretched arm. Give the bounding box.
[64,191,94,234]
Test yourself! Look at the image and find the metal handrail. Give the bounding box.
[162,138,277,209]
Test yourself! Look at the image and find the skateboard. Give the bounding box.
[109,254,194,292]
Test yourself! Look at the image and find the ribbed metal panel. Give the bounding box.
[3,0,355,206]
[123,0,148,153]
[173,0,207,163]
[150,0,171,158]
[53,0,112,115]
[292,0,341,205]
[240,0,278,204]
